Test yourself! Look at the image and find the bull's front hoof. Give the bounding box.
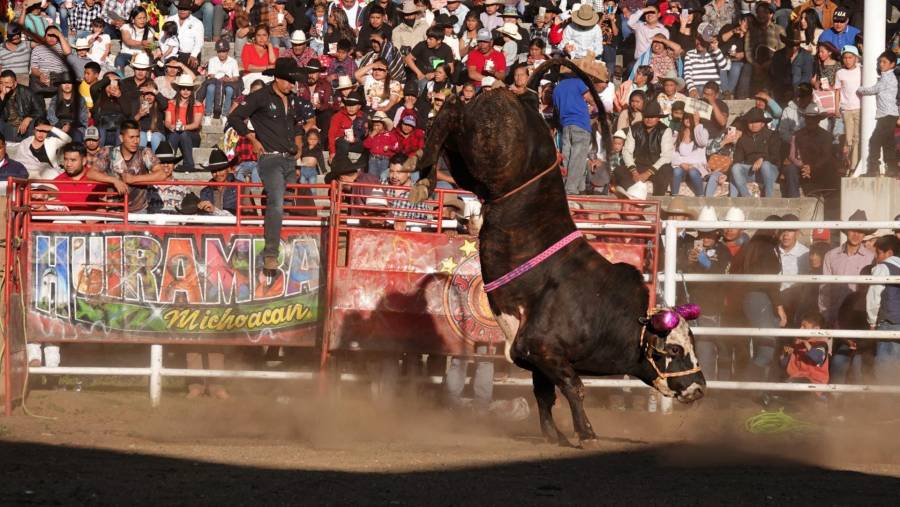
[579,438,601,450]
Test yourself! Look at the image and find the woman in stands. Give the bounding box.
[118,6,153,71]
[241,24,278,73]
[164,75,204,171]
[354,57,403,113]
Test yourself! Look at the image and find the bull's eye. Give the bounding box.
[666,344,684,356]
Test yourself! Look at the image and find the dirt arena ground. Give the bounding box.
[1,382,899,506]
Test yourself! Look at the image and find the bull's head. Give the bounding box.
[639,304,706,403]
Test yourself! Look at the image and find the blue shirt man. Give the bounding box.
[817,10,860,50]
[552,75,593,195]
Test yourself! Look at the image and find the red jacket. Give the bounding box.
[328,108,364,154]
[549,23,564,46]
[396,128,425,157]
[363,130,400,158]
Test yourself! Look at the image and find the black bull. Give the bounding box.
[413,59,706,447]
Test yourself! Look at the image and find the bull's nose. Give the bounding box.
[678,384,704,403]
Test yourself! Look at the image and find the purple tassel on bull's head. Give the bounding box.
[650,310,680,332]
[675,303,701,321]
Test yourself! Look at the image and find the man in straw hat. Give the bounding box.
[621,100,674,196]
[562,4,603,60]
[120,52,156,118]
[392,0,429,51]
[228,57,306,271]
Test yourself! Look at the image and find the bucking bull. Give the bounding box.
[409,59,706,448]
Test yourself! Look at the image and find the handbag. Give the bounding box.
[707,153,733,173]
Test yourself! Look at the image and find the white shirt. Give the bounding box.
[177,15,205,58]
[87,33,111,64]
[867,257,900,326]
[207,56,240,79]
[778,241,809,290]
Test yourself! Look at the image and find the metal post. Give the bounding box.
[660,221,679,415]
[149,344,162,407]
[857,1,887,175]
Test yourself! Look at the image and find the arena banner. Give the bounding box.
[329,229,646,355]
[26,226,325,345]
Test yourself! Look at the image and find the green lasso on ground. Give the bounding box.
[745,409,815,434]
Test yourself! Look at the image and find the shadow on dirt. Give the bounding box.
[0,439,896,504]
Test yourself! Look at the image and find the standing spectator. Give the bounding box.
[744,2,784,76]
[202,39,241,123]
[719,19,749,99]
[856,51,898,178]
[671,112,709,196]
[627,4,669,60]
[165,74,204,171]
[730,108,781,197]
[783,103,840,203]
[0,69,44,142]
[812,41,840,91]
[769,29,814,101]
[553,71,592,195]
[563,5,604,60]
[467,28,507,86]
[175,0,206,69]
[53,142,99,211]
[816,8,858,51]
[834,45,862,172]
[327,89,366,162]
[86,120,166,213]
[683,31,730,96]
[392,1,429,53]
[867,235,900,384]
[120,53,156,118]
[620,101,674,196]
[0,24,31,75]
[778,214,811,326]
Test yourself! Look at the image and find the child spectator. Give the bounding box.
[202,39,242,124]
[856,51,898,177]
[298,129,326,184]
[362,111,399,179]
[394,115,425,158]
[834,45,862,171]
[268,0,294,49]
[781,311,830,385]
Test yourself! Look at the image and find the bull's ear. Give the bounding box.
[637,316,650,327]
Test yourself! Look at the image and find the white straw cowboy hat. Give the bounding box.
[497,23,521,41]
[290,30,307,45]
[174,74,199,88]
[660,70,685,91]
[614,181,652,206]
[695,206,719,232]
[334,75,356,91]
[571,4,599,27]
[398,0,422,14]
[74,37,91,50]
[370,110,394,130]
[131,52,152,70]
[724,206,746,222]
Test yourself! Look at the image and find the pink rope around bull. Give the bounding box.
[483,230,583,293]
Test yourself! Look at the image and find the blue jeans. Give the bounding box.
[671,165,704,196]
[831,348,863,384]
[204,82,235,117]
[743,291,780,374]
[167,131,201,170]
[298,166,317,184]
[720,61,743,94]
[704,170,737,197]
[258,154,295,258]
[445,345,494,408]
[781,164,801,198]
[235,161,260,183]
[47,1,71,37]
[141,131,166,152]
[874,323,900,384]
[368,155,389,180]
[115,52,133,71]
[731,160,779,197]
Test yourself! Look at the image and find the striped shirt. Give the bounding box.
[0,41,31,74]
[30,44,68,74]
[683,48,730,91]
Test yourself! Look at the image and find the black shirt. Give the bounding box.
[30,143,50,164]
[357,23,393,54]
[410,41,454,76]
[228,83,301,154]
[701,98,729,139]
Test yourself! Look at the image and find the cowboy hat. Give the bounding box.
[303,59,323,73]
[742,107,770,124]
[847,209,876,234]
[571,4,599,27]
[290,30,307,45]
[694,206,719,232]
[398,0,422,14]
[263,57,304,81]
[659,70,685,91]
[176,0,194,11]
[334,75,356,91]
[176,193,202,214]
[201,148,234,172]
[800,102,826,119]
[341,88,365,106]
[501,6,520,18]
[131,52,152,70]
[173,74,198,88]
[642,100,667,118]
[497,23,521,41]
[779,30,803,46]
[52,72,77,86]
[154,140,183,164]
[724,206,745,222]
[483,0,504,6]
[613,129,628,140]
[661,196,697,219]
[324,154,361,183]
[74,37,91,50]
[614,182,652,205]
[572,51,609,83]
[370,110,394,130]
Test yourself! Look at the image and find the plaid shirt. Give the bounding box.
[102,0,140,26]
[386,187,431,221]
[233,136,258,163]
[70,3,104,34]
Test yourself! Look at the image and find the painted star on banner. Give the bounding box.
[439,256,458,274]
[459,240,477,257]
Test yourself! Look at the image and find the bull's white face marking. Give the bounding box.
[662,317,699,372]
[677,382,704,403]
[494,307,524,363]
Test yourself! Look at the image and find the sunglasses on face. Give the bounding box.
[372,68,387,72]
[36,129,52,134]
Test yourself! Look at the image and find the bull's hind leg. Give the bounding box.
[532,370,573,447]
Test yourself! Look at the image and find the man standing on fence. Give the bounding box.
[228,58,305,271]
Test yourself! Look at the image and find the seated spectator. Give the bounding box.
[267,0,294,49]
[284,30,317,67]
[90,73,130,146]
[620,100,673,196]
[149,141,187,213]
[497,23,522,67]
[165,74,204,172]
[562,5,603,60]
[87,120,167,213]
[363,111,398,179]
[117,5,153,71]
[47,74,88,143]
[53,142,99,212]
[135,83,168,152]
[328,89,366,163]
[22,0,51,37]
[467,28,507,86]
[355,57,403,112]
[384,153,431,230]
[655,71,688,119]
[817,8,858,51]
[172,0,207,69]
[684,31,730,97]
[730,108,781,197]
[241,24,278,74]
[406,25,455,91]
[0,134,28,179]
[0,69,44,142]
[776,82,815,145]
[297,129,326,184]
[615,65,652,113]
[82,127,104,171]
[158,20,181,62]
[12,116,72,179]
[156,59,197,100]
[0,25,31,75]
[359,31,406,84]
[29,26,69,98]
[628,35,681,84]
[615,90,645,132]
[86,17,112,65]
[325,39,358,83]
[198,149,240,216]
[671,112,709,196]
[781,311,830,385]
[784,103,840,202]
[201,39,242,123]
[394,115,425,158]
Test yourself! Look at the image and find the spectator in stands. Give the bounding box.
[794,7,823,54]
[0,134,28,179]
[116,5,153,70]
[363,111,398,179]
[297,59,335,134]
[86,17,113,66]
[286,30,317,67]
[394,114,424,158]
[328,89,366,162]
[553,68,592,195]
[867,235,900,384]
[89,72,128,146]
[563,5,603,60]
[406,26,455,92]
[298,128,326,184]
[82,127,103,171]
[120,53,156,119]
[720,206,749,258]
[730,108,781,197]
[857,51,899,178]
[384,153,431,229]
[835,45,862,172]
[745,2,784,88]
[145,141,183,212]
[777,82,815,144]
[198,148,240,216]
[440,0,468,34]
[655,71,687,119]
[467,28,506,86]
[816,8,857,50]
[393,1,429,53]
[135,83,168,152]
[156,59,196,101]
[103,0,140,39]
[621,100,673,196]
[357,5,393,56]
[13,116,72,179]
[615,65,652,114]
[53,142,99,212]
[202,39,241,123]
[781,311,830,385]
[615,89,645,131]
[359,31,406,84]
[175,0,206,69]
[29,26,69,98]
[47,74,87,143]
[684,29,730,97]
[69,0,103,40]
[627,4,669,60]
[777,214,811,327]
[0,24,31,75]
[242,24,278,73]
[671,112,709,196]
[325,39,358,81]
[784,103,840,201]
[87,119,166,213]
[628,35,681,85]
[267,0,294,49]
[769,29,814,102]
[21,0,51,37]
[480,0,503,33]
[356,57,403,112]
[165,74,204,171]
[703,0,737,34]
[792,0,838,31]
[718,18,749,99]
[0,69,44,142]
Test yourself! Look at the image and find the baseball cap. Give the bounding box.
[215,39,230,52]
[841,44,860,57]
[833,9,848,22]
[401,115,417,127]
[476,28,492,42]
[84,127,100,141]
